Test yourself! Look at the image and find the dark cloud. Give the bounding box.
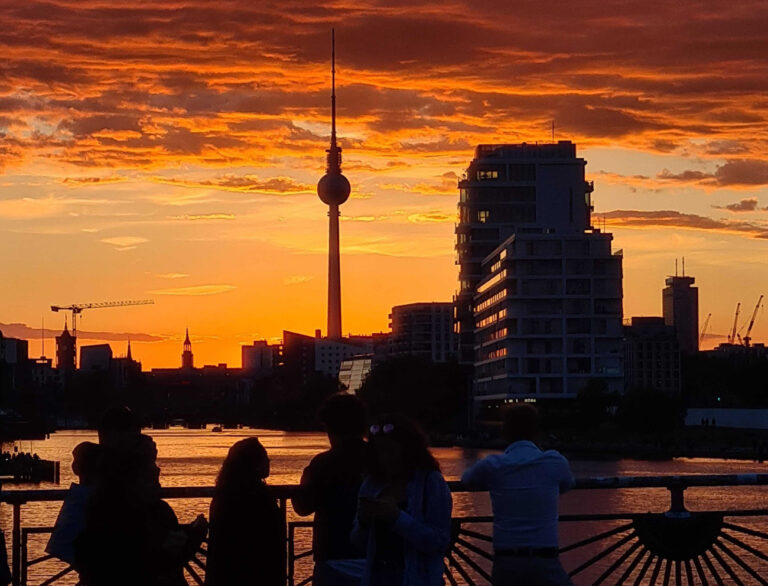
[398,137,472,153]
[0,322,163,342]
[60,115,142,138]
[715,159,768,185]
[657,169,711,182]
[62,176,126,185]
[604,209,768,239]
[157,175,314,194]
[713,197,760,212]
[705,140,749,155]
[657,160,768,187]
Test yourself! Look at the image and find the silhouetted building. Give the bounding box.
[624,317,681,394]
[0,330,30,404]
[281,330,381,382]
[315,337,369,377]
[474,231,623,404]
[30,357,58,390]
[456,141,595,364]
[389,302,456,362]
[80,344,113,372]
[55,324,76,372]
[182,328,194,370]
[663,274,699,354]
[282,330,317,386]
[110,342,141,389]
[317,36,351,340]
[241,340,277,375]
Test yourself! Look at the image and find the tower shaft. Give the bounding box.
[327,203,342,339]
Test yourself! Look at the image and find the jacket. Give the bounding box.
[351,469,452,586]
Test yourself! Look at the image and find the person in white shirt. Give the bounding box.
[462,404,574,585]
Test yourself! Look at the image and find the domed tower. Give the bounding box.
[317,30,350,340]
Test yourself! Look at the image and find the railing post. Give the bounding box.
[279,497,289,586]
[12,502,21,586]
[667,481,687,515]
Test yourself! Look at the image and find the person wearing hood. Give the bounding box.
[461,404,574,586]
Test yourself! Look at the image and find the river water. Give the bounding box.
[3,428,768,584]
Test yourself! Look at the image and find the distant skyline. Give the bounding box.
[2,1,768,368]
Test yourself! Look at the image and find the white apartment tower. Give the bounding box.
[456,142,623,417]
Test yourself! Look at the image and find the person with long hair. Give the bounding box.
[206,438,285,586]
[351,414,452,586]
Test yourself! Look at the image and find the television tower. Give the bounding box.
[317,30,350,340]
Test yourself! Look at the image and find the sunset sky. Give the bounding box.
[2,0,768,368]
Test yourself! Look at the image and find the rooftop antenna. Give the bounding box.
[675,258,678,277]
[682,256,686,277]
[551,120,555,142]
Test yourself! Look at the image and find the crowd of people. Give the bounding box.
[0,450,42,482]
[7,397,574,586]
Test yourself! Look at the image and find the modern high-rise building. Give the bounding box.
[316,33,350,340]
[456,142,595,363]
[389,302,456,362]
[458,142,624,416]
[663,274,699,354]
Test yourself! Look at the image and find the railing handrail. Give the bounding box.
[2,473,768,504]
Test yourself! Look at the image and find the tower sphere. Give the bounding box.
[317,172,351,206]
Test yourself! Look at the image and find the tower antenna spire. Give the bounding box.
[331,28,336,147]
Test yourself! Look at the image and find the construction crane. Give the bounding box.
[51,300,154,338]
[743,295,764,347]
[699,312,712,347]
[728,303,741,345]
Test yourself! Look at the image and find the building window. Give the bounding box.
[508,164,536,181]
[478,210,490,223]
[477,169,499,181]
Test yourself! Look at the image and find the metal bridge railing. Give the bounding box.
[2,475,768,585]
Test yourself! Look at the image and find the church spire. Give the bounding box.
[182,328,194,370]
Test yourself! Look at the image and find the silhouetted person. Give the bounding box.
[46,441,103,564]
[292,393,367,585]
[76,407,202,586]
[0,528,10,586]
[206,438,285,586]
[462,404,574,586]
[351,414,452,586]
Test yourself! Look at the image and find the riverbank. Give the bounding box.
[448,425,768,462]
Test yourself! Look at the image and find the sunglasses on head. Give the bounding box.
[369,423,395,436]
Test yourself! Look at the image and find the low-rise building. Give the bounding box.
[624,317,681,394]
